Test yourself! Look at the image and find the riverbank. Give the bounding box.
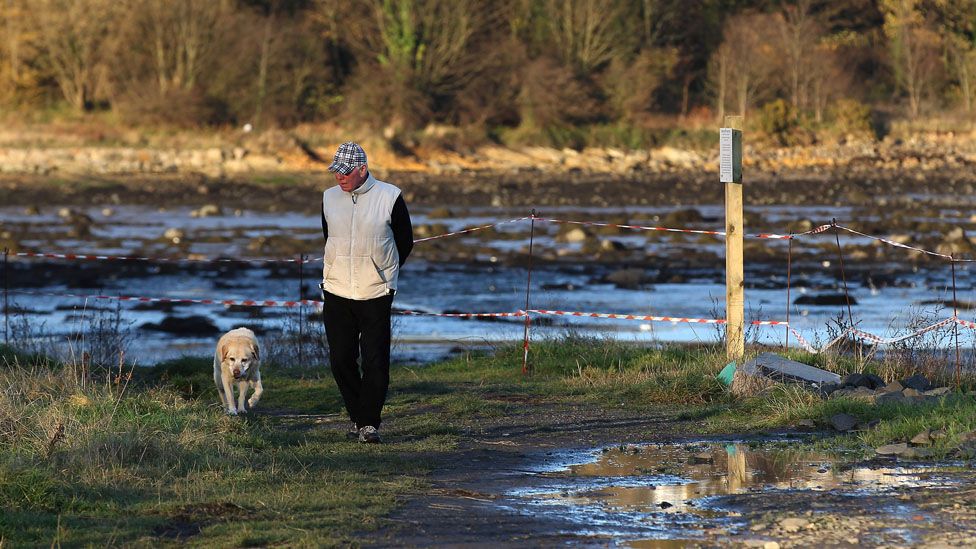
[2,339,975,546]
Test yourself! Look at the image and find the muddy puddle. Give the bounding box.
[505,440,965,546]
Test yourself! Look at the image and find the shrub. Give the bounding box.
[828,98,873,136]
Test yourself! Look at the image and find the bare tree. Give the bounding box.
[325,0,501,132]
[542,0,633,75]
[882,0,944,118]
[776,0,823,113]
[709,13,778,120]
[947,35,976,116]
[0,0,39,105]
[28,0,117,111]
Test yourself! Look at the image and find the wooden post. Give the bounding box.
[521,210,537,375]
[721,116,744,360]
[2,247,8,346]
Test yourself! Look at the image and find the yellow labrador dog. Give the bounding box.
[213,327,263,415]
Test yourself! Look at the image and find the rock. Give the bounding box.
[876,391,907,405]
[881,381,904,393]
[140,315,219,336]
[794,293,858,306]
[903,388,922,398]
[779,517,809,532]
[795,419,816,430]
[839,372,883,389]
[863,373,886,389]
[191,204,222,218]
[658,501,673,509]
[163,228,185,243]
[910,430,932,446]
[875,442,913,456]
[427,207,454,219]
[830,413,859,432]
[556,227,593,244]
[599,239,626,251]
[690,452,713,464]
[603,268,649,289]
[924,386,951,396]
[900,374,933,392]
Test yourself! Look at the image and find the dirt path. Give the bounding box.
[365,401,697,546]
[337,399,976,548]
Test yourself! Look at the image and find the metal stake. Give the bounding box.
[298,253,305,368]
[832,220,858,358]
[3,247,8,346]
[951,257,961,388]
[522,210,537,375]
[786,237,793,352]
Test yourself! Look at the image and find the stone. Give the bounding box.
[793,293,858,306]
[876,391,908,405]
[427,207,454,219]
[795,419,816,430]
[140,315,219,336]
[903,388,922,398]
[604,268,649,289]
[875,442,912,456]
[881,381,904,393]
[557,227,592,244]
[924,386,951,396]
[863,373,886,389]
[162,228,184,243]
[900,374,933,392]
[831,413,859,432]
[910,430,932,446]
[779,517,809,532]
[690,452,713,464]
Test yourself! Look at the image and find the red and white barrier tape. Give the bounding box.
[528,309,726,324]
[535,217,727,237]
[832,225,959,261]
[536,217,833,240]
[9,289,523,318]
[413,216,530,243]
[789,316,969,354]
[398,310,525,318]
[10,289,316,308]
[14,251,310,264]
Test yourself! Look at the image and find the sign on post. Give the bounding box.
[722,121,744,360]
[719,128,742,183]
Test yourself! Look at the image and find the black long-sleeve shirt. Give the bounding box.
[321,194,413,266]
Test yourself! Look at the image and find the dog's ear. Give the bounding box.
[250,341,260,361]
[219,341,229,362]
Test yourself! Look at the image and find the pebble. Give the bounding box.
[779,517,809,532]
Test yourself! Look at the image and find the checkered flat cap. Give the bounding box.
[328,142,368,174]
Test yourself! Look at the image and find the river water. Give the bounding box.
[2,203,975,365]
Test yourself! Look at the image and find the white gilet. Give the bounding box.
[321,174,402,300]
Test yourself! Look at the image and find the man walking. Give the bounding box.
[320,142,413,443]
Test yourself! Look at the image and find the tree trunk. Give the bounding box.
[254,12,274,128]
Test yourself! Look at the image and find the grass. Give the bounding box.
[2,335,976,545]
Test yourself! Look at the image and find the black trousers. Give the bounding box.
[321,290,394,429]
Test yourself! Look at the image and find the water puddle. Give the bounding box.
[506,441,961,545]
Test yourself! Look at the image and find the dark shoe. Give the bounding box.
[358,425,381,444]
[346,424,359,440]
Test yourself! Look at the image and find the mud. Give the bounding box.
[363,401,976,547]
